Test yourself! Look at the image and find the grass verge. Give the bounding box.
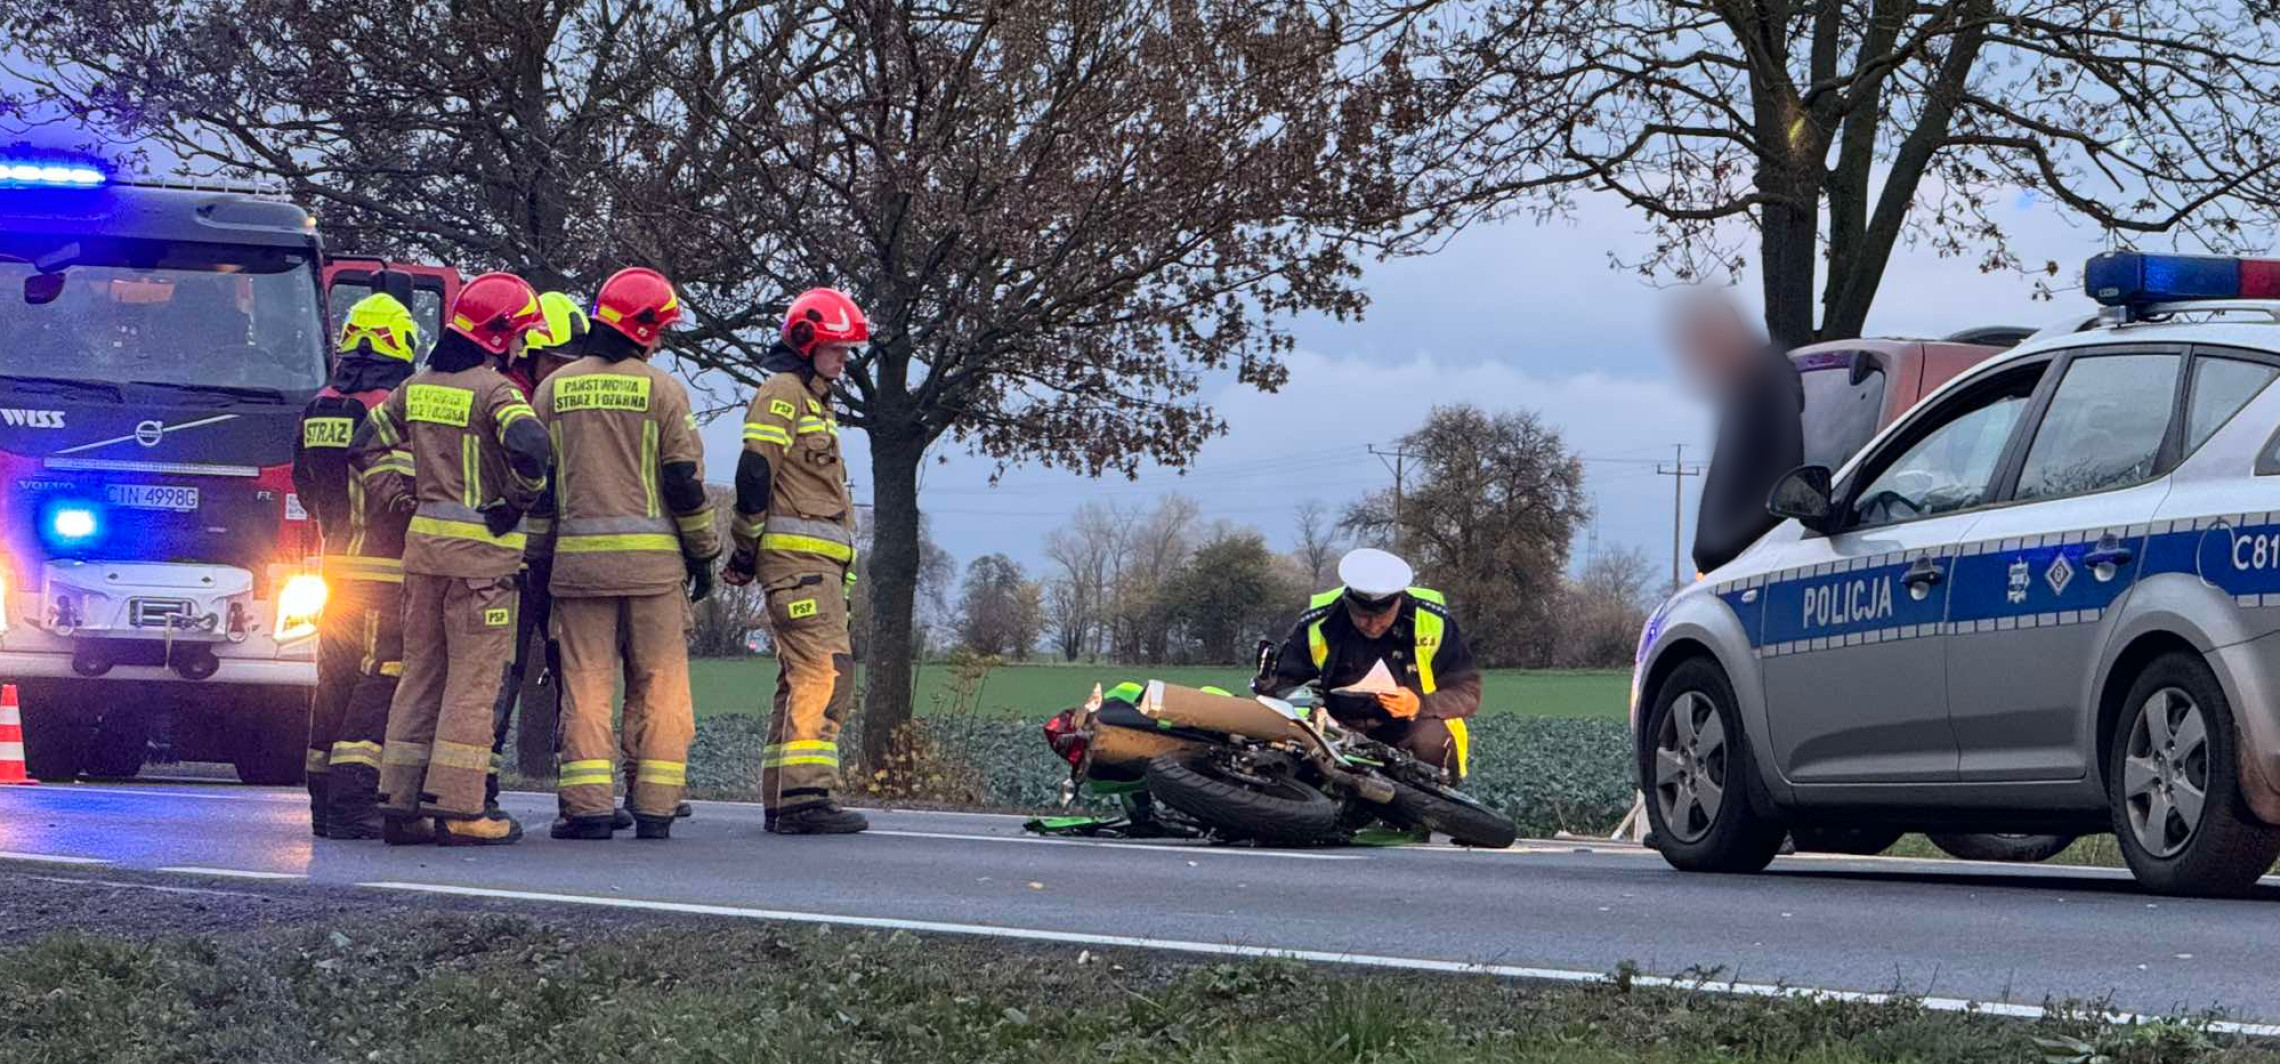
[5,912,2269,1064]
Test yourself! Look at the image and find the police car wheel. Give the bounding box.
[2107,652,2280,898]
[1642,658,1784,874]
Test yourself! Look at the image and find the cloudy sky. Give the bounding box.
[689,188,2117,578]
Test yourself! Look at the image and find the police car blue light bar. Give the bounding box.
[0,161,107,187]
[2085,251,2280,307]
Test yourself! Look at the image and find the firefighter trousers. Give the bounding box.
[326,579,402,822]
[491,570,558,806]
[307,579,367,820]
[760,569,853,810]
[381,573,518,820]
[553,591,693,821]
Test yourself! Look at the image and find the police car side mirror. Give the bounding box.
[1768,464,1836,530]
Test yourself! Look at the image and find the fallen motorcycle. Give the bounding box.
[1037,674,1517,849]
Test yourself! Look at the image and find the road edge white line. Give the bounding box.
[157,866,307,880]
[865,829,1365,860]
[357,881,2280,1037]
[0,851,110,865]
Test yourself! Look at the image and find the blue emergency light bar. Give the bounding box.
[2085,251,2280,307]
[0,160,107,188]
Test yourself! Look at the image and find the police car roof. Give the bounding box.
[0,181,316,249]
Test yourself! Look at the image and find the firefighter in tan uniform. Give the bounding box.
[530,268,719,840]
[722,287,870,835]
[350,272,552,846]
[293,294,418,839]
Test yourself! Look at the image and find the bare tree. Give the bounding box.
[1380,0,2280,347]
[3,0,1421,768]
[1110,495,1200,664]
[1042,501,1122,661]
[1292,498,1340,589]
[1344,406,1589,667]
[957,554,1042,660]
[1555,546,1657,668]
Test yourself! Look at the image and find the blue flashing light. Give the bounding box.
[0,160,107,188]
[2085,251,2280,308]
[49,508,97,544]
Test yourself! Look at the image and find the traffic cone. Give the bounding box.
[0,685,39,785]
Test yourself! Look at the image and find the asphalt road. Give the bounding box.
[0,781,2276,1026]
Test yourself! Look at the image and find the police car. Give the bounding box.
[1633,252,2280,897]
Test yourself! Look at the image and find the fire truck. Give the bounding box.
[0,157,457,783]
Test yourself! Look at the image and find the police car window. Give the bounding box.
[2185,357,2277,452]
[1851,390,2031,529]
[2014,354,2181,502]
[1799,358,1886,469]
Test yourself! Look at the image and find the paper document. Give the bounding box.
[1330,659,1400,696]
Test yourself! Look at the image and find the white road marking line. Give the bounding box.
[0,851,110,865]
[23,874,269,899]
[865,828,1365,860]
[0,783,300,804]
[158,866,307,880]
[359,881,2280,1036]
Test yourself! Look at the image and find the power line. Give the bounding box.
[1654,444,1704,591]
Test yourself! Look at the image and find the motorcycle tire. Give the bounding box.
[1384,779,1520,849]
[1144,750,1340,846]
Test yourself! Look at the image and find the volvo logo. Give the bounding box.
[134,420,165,447]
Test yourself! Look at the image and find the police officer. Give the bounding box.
[531,268,718,840]
[1255,548,1482,778]
[721,288,868,835]
[293,293,418,839]
[351,272,551,846]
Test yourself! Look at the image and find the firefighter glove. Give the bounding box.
[1377,687,1422,720]
[686,555,715,603]
[720,547,757,587]
[479,501,524,538]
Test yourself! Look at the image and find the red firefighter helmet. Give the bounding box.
[781,287,869,358]
[592,267,682,347]
[447,272,545,356]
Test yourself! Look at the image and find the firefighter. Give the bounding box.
[489,291,587,812]
[530,267,717,840]
[292,293,418,839]
[1254,548,1482,778]
[721,288,868,834]
[350,272,551,846]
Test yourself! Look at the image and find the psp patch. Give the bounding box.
[787,598,818,619]
[483,607,512,627]
[768,398,797,419]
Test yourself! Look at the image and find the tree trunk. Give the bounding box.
[1757,167,1821,350]
[857,423,926,772]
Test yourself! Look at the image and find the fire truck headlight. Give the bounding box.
[273,574,328,643]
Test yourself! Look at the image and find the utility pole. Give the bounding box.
[1369,444,1415,552]
[1655,444,1703,592]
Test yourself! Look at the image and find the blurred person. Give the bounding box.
[1670,289,1803,574]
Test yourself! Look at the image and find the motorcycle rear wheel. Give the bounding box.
[1145,749,1340,846]
[1383,779,1520,849]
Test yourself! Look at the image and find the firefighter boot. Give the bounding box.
[438,809,524,847]
[383,816,437,846]
[634,814,673,840]
[612,800,692,830]
[325,762,386,840]
[305,772,330,838]
[550,815,615,840]
[765,802,869,835]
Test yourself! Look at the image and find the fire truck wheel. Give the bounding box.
[82,707,153,780]
[18,693,92,782]
[229,693,309,787]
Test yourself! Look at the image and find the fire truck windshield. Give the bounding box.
[0,236,327,395]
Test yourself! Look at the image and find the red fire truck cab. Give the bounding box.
[0,160,456,783]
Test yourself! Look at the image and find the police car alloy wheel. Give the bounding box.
[2107,652,2280,897]
[1642,658,1784,873]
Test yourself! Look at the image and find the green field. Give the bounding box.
[690,657,1629,721]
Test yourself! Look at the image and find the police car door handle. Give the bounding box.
[2085,544,2135,568]
[1902,558,1944,588]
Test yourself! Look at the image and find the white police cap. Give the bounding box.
[1337,547,1413,602]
